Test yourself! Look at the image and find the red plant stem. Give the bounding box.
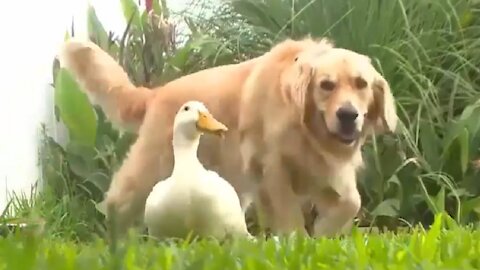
[146,0,153,12]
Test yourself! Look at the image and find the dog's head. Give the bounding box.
[284,42,398,146]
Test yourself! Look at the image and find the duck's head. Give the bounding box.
[173,101,228,142]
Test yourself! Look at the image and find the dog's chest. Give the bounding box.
[285,143,357,198]
[275,123,360,196]
[285,152,332,196]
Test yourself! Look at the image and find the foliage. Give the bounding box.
[189,0,480,228]
[1,214,480,269]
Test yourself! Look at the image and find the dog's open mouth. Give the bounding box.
[335,126,359,145]
[336,133,358,144]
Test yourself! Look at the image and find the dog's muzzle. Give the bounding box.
[335,103,360,144]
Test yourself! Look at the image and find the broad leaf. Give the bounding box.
[54,69,97,146]
[84,172,110,193]
[87,6,110,49]
[461,197,480,219]
[371,198,400,217]
[120,0,142,32]
[65,142,96,178]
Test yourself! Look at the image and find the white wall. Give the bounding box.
[0,0,193,213]
[0,0,79,213]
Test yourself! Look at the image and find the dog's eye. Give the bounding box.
[184,106,190,111]
[355,77,368,89]
[320,80,336,91]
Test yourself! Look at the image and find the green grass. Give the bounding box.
[1,215,479,269]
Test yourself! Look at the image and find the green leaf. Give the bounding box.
[371,198,400,217]
[120,0,142,32]
[352,227,367,268]
[442,213,459,230]
[422,213,443,260]
[54,68,97,146]
[95,200,107,216]
[419,121,441,171]
[442,102,480,158]
[65,142,96,178]
[63,30,70,41]
[87,5,109,48]
[84,172,110,193]
[458,128,469,174]
[461,197,480,218]
[167,44,192,69]
[460,10,474,28]
[385,174,402,191]
[434,186,445,213]
[153,0,162,15]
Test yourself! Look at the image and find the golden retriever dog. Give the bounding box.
[58,37,396,237]
[238,39,398,237]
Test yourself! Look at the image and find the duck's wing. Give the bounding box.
[144,177,174,229]
[145,177,173,209]
[144,177,192,239]
[202,171,243,210]
[202,170,251,237]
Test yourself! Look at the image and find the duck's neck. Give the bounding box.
[172,134,203,176]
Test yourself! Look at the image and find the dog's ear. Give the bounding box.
[369,71,398,134]
[288,42,331,131]
[290,60,316,125]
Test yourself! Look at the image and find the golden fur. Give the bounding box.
[59,41,155,132]
[58,38,397,237]
[238,39,398,236]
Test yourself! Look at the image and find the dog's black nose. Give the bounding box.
[336,105,358,122]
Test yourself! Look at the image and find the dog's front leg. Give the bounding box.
[312,173,361,237]
[257,154,307,236]
[103,108,173,238]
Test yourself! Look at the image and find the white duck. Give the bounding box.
[144,101,253,240]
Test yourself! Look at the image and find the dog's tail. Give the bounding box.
[58,39,155,133]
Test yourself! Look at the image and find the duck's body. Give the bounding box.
[144,101,251,240]
[145,169,249,239]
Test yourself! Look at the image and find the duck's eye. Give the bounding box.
[184,106,190,111]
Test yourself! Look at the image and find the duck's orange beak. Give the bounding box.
[196,111,228,137]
